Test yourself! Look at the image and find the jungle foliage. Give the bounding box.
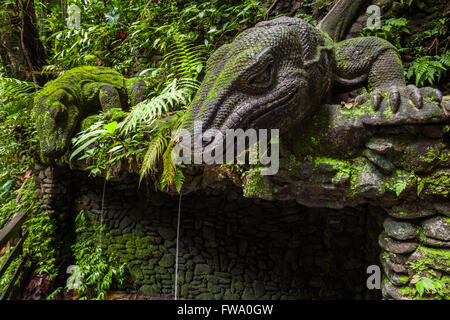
[361,0,449,87]
[0,0,268,300]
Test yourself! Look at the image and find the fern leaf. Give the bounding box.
[439,51,450,67]
[139,132,167,179]
[119,77,197,134]
[174,168,185,193]
[0,77,36,101]
[161,140,177,189]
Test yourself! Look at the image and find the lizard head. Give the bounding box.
[181,17,333,156]
[34,87,79,158]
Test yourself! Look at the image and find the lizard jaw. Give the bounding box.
[198,84,300,153]
[223,82,301,132]
[247,88,299,130]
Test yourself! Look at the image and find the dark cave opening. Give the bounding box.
[58,172,384,300]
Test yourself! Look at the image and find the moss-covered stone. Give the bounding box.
[159,254,175,267]
[139,284,161,297]
[242,168,273,199]
[33,66,147,159]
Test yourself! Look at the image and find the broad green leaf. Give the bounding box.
[103,121,118,134]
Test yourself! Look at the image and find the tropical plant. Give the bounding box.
[70,37,204,191]
[361,0,448,88]
[0,77,38,228]
[407,53,449,86]
[0,77,46,294]
[36,0,265,75]
[66,209,126,300]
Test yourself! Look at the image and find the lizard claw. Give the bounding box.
[369,85,443,114]
[355,85,446,117]
[419,87,443,103]
[370,86,401,113]
[388,86,400,113]
[412,86,446,114]
[371,89,383,111]
[406,85,422,109]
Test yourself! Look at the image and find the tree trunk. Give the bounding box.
[0,0,47,84]
[0,2,27,79]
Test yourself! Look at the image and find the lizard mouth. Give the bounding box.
[247,88,299,129]
[223,84,300,131]
[180,83,301,156]
[198,85,299,150]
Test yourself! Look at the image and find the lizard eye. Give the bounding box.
[247,60,274,92]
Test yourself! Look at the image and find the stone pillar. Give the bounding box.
[35,165,75,275]
[380,202,449,300]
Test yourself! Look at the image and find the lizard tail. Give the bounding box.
[318,0,369,42]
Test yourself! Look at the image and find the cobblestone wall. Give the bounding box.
[36,170,382,300]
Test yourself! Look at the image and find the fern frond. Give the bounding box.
[0,77,36,101]
[440,51,450,67]
[163,36,207,79]
[407,56,446,86]
[139,132,167,180]
[173,168,185,193]
[69,112,110,161]
[119,78,198,135]
[385,18,408,27]
[161,140,177,189]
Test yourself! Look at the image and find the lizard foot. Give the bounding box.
[356,85,443,113]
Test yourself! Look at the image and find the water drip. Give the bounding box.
[174,192,182,300]
[98,179,107,258]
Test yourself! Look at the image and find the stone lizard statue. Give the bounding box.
[33,66,146,158]
[182,0,444,154]
[32,0,449,300]
[177,0,449,300]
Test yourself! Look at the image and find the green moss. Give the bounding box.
[397,274,410,283]
[398,285,417,298]
[418,170,450,197]
[80,115,99,131]
[291,108,335,157]
[242,168,273,199]
[314,157,351,184]
[419,143,449,164]
[407,246,450,280]
[124,77,147,106]
[34,66,145,158]
[383,169,416,197]
[404,247,450,300]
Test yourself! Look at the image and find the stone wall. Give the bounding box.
[34,165,76,277]
[36,169,383,300]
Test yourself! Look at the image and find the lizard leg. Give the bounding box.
[380,203,450,300]
[334,37,404,89]
[334,37,443,112]
[124,78,147,107]
[98,84,124,112]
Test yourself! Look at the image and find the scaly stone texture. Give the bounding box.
[181,15,444,160]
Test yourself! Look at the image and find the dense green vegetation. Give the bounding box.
[0,0,448,299]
